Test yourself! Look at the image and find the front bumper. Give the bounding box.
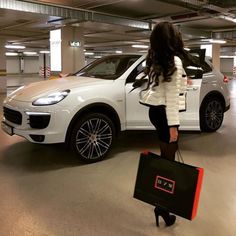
[2,99,73,144]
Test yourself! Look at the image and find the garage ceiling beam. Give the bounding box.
[0,0,151,30]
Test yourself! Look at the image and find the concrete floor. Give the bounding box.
[0,76,236,236]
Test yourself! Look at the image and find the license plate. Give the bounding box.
[1,122,13,136]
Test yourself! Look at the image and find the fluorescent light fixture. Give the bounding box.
[220,56,235,58]
[115,50,123,54]
[209,39,226,44]
[218,15,236,23]
[132,44,149,49]
[39,50,50,54]
[201,39,226,44]
[5,45,25,49]
[184,47,191,51]
[139,50,148,53]
[23,52,37,55]
[94,56,102,59]
[85,52,94,55]
[5,52,18,56]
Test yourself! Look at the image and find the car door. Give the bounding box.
[125,51,206,131]
[179,73,202,130]
[125,59,201,130]
[125,60,152,129]
[180,49,209,130]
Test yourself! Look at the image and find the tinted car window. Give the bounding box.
[183,51,212,79]
[76,55,141,80]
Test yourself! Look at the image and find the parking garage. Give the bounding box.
[0,0,236,235]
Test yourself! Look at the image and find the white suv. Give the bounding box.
[1,53,230,162]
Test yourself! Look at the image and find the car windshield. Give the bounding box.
[75,54,141,80]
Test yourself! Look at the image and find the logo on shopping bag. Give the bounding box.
[154,176,175,194]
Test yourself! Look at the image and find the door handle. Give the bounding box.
[186,87,198,91]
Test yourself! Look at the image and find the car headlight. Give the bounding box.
[32,90,70,106]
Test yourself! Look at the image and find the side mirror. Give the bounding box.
[133,78,148,88]
[133,72,148,88]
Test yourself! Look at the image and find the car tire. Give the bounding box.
[200,97,224,132]
[70,113,115,163]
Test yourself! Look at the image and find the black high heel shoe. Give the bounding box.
[154,206,176,227]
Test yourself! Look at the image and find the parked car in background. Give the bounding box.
[1,52,230,162]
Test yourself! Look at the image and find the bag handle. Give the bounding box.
[177,148,184,163]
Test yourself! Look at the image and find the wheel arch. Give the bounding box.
[200,90,226,112]
[65,102,121,144]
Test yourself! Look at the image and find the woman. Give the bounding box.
[139,22,187,227]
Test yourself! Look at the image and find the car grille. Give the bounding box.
[3,107,22,125]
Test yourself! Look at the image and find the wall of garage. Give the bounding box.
[220,58,234,74]
[6,57,20,74]
[6,56,46,74]
[24,57,39,73]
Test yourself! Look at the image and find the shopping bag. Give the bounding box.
[133,151,204,220]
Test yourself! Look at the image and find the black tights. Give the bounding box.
[149,105,178,161]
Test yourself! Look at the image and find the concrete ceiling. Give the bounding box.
[1,0,236,56]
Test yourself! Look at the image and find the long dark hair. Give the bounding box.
[145,22,185,86]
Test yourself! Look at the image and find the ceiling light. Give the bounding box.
[115,50,122,54]
[184,47,191,51]
[85,52,94,55]
[218,15,236,23]
[139,50,148,53]
[39,50,50,54]
[209,39,226,44]
[201,39,226,44]
[5,45,25,49]
[132,45,149,49]
[5,52,18,56]
[220,56,235,58]
[23,52,38,55]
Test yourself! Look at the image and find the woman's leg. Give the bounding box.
[149,106,178,161]
[159,141,178,161]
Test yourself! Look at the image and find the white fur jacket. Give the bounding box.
[139,56,187,126]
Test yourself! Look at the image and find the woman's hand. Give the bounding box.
[169,127,178,143]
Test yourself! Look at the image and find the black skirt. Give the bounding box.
[148,105,178,143]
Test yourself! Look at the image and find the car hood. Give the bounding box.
[8,76,113,102]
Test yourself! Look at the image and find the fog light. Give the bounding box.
[29,135,45,142]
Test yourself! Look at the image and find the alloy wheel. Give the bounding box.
[75,117,113,160]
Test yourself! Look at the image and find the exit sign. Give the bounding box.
[69,41,81,47]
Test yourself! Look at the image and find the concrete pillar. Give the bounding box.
[0,39,6,93]
[61,26,85,74]
[212,43,221,70]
